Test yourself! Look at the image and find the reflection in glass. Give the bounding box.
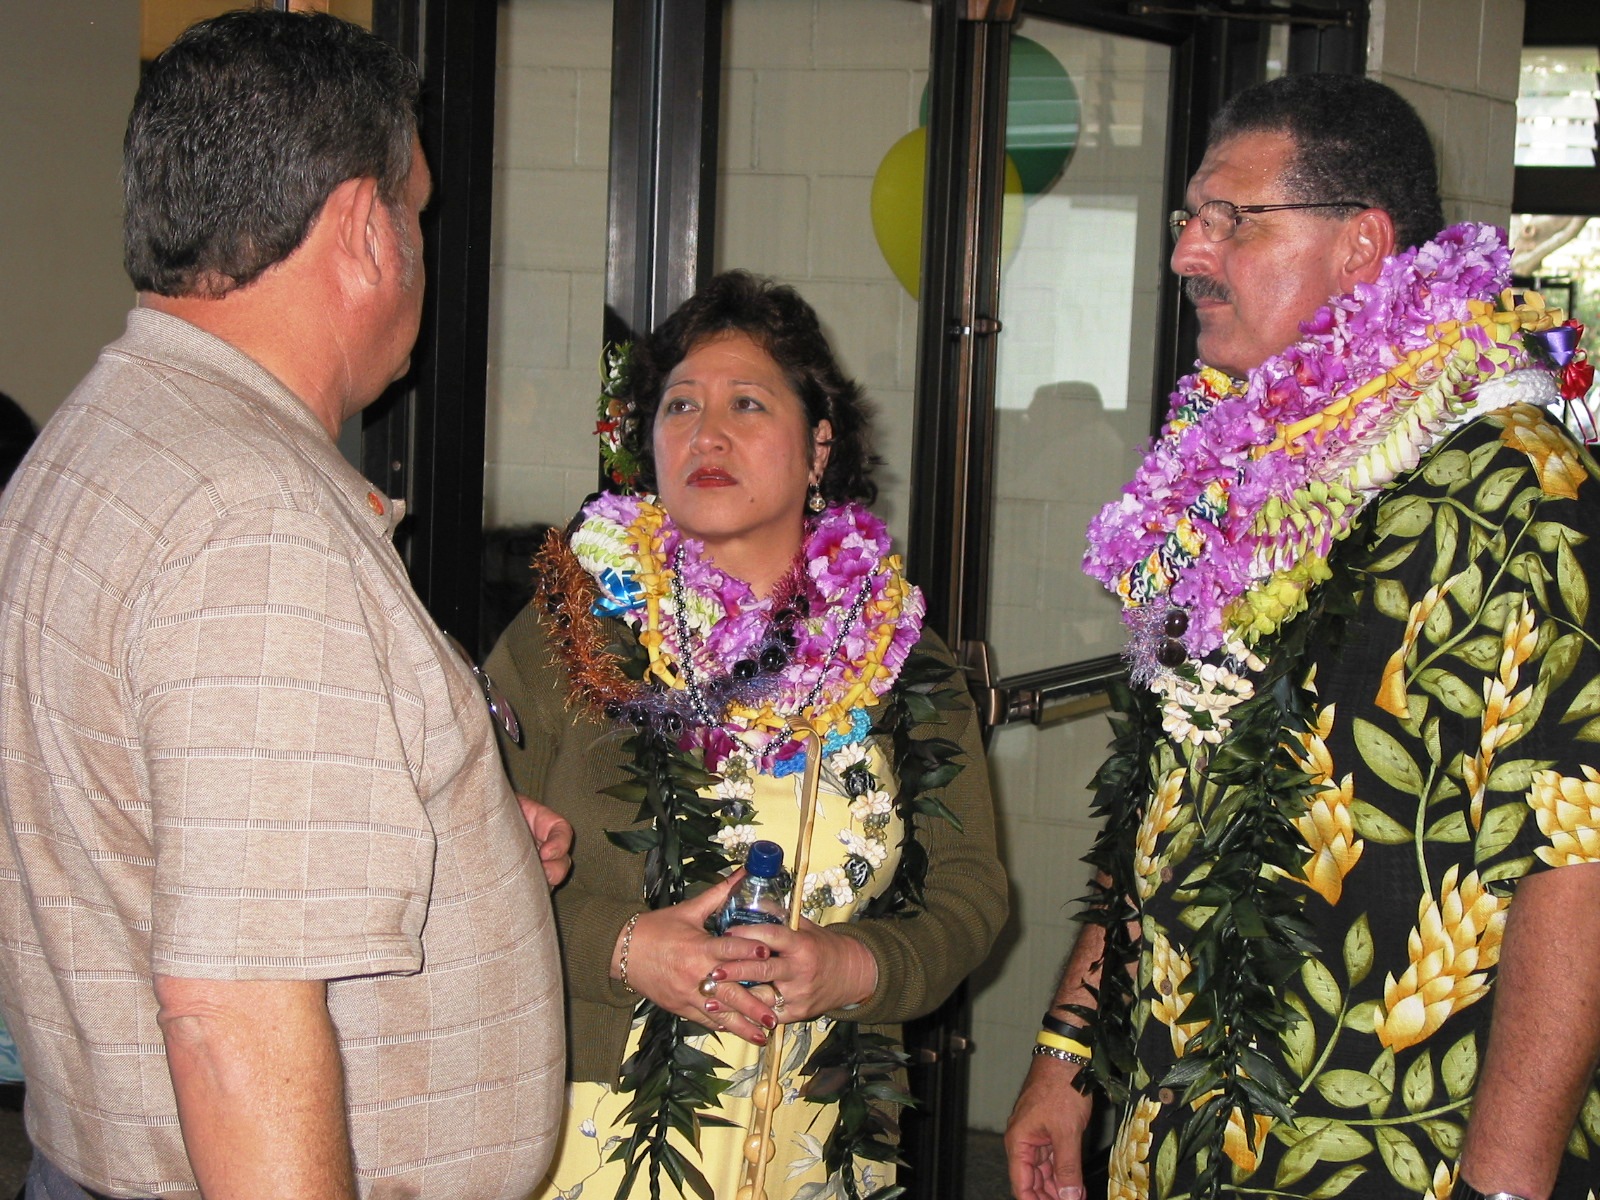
[483,0,614,530]
[715,0,934,546]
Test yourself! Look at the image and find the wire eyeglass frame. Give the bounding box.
[1168,199,1366,243]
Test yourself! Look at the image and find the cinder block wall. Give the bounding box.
[1368,0,1524,227]
[486,0,929,542]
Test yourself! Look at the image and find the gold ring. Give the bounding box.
[698,975,719,997]
[771,987,786,1010]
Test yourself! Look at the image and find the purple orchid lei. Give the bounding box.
[1085,223,1548,687]
[573,491,926,770]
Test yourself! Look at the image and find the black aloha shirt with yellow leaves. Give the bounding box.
[1114,405,1600,1200]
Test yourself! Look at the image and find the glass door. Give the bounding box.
[963,13,1178,1138]
[933,0,1368,1153]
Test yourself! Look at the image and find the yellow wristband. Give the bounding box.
[1035,1029,1090,1056]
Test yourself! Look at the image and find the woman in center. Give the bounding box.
[486,271,1006,1200]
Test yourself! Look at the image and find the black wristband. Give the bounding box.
[1041,1012,1090,1040]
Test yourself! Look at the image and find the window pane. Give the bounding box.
[484,0,613,531]
[1517,47,1600,168]
[715,0,934,546]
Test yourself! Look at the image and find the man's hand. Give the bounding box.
[1006,1054,1092,1200]
[1007,910,1109,1200]
[517,795,573,887]
[155,976,355,1200]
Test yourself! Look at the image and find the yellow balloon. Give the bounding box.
[870,126,1024,300]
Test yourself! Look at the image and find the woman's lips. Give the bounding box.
[686,467,735,486]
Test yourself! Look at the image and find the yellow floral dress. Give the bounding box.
[535,735,903,1200]
[1110,408,1600,1199]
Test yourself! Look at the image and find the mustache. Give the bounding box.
[1184,275,1232,305]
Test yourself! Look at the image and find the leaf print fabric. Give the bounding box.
[1113,407,1600,1198]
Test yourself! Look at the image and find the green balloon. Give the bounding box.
[918,34,1079,197]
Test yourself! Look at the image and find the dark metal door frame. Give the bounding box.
[365,0,499,651]
[603,0,723,347]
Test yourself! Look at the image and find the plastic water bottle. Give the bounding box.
[715,840,787,933]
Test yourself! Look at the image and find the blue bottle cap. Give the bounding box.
[745,840,783,878]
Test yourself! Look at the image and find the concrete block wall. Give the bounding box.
[1367,0,1525,227]
[486,0,937,542]
[486,0,613,529]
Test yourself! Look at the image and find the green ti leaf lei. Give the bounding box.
[600,629,970,1200]
[1074,507,1372,1199]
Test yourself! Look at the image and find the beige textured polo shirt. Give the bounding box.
[0,309,562,1198]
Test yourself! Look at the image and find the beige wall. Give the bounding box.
[482,0,932,540]
[0,4,137,427]
[1368,0,1524,226]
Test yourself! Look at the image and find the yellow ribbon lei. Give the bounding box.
[725,571,909,739]
[1259,290,1567,458]
[621,504,912,740]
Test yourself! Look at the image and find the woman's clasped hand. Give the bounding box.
[719,916,879,1022]
[613,873,880,1046]
[612,874,778,1044]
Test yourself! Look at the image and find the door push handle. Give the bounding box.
[912,1033,974,1066]
[946,315,1004,338]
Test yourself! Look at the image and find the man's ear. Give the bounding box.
[1340,208,1396,288]
[321,175,385,287]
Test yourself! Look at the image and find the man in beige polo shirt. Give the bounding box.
[0,11,567,1199]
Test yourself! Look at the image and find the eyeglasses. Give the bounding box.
[444,634,523,748]
[1169,199,1366,243]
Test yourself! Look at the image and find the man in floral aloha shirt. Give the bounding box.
[1006,74,1600,1200]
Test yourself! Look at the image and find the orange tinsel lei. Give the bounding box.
[529,529,639,715]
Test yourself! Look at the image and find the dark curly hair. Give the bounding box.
[1208,74,1444,253]
[621,271,881,505]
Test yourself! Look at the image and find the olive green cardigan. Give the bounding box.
[484,601,1009,1084]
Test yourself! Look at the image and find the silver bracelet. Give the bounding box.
[1032,1043,1089,1066]
[618,911,642,994]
